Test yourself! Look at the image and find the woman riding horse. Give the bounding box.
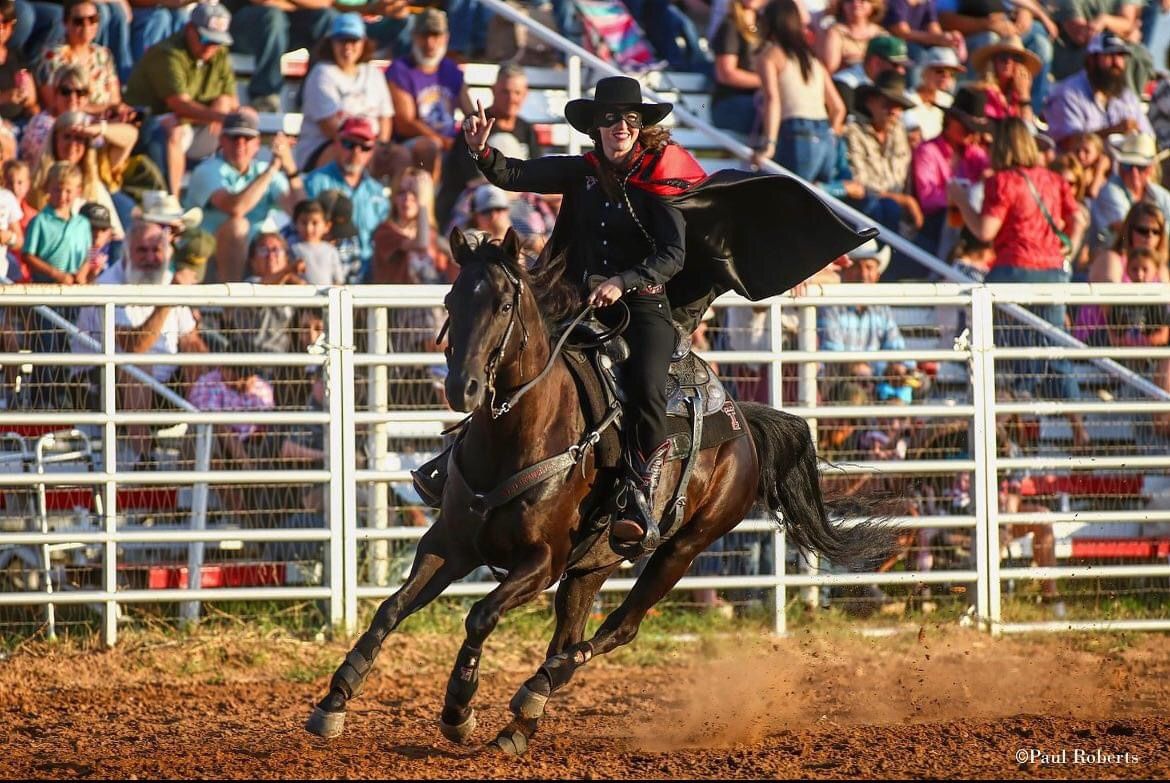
[463,75,705,553]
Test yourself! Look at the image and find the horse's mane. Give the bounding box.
[464,234,582,329]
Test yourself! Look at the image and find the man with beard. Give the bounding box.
[1045,31,1152,149]
[72,220,208,463]
[303,116,390,282]
[385,9,474,183]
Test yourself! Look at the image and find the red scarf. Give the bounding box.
[584,143,706,197]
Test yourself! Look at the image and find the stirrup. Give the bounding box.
[609,478,662,559]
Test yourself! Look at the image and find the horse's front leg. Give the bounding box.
[439,545,555,745]
[305,523,475,739]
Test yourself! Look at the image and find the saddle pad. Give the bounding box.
[666,398,748,461]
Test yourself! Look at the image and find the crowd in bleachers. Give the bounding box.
[1,0,1170,607]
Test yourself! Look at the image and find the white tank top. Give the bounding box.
[778,56,829,121]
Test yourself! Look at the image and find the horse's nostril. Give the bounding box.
[465,378,480,399]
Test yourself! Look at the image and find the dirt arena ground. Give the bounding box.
[2,624,1168,779]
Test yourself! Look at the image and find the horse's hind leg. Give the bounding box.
[305,524,475,739]
[438,545,554,746]
[493,533,711,755]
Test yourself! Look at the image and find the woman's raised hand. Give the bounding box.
[462,100,495,155]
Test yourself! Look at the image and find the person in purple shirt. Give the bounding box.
[1044,30,1152,149]
[883,0,964,55]
[385,8,473,184]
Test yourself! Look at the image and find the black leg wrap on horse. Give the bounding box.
[330,647,375,700]
[537,642,593,694]
[442,642,482,714]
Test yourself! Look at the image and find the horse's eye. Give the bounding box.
[501,302,513,313]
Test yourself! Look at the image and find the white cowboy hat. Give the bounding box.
[134,190,202,231]
[847,239,892,276]
[1108,133,1170,167]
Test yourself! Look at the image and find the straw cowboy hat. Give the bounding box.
[134,190,202,232]
[563,76,673,135]
[1108,133,1170,167]
[971,36,1042,78]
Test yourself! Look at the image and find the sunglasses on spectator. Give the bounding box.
[256,245,286,256]
[994,52,1026,64]
[1131,224,1161,237]
[1120,162,1150,172]
[70,13,99,26]
[597,111,643,129]
[340,138,375,152]
[58,85,88,97]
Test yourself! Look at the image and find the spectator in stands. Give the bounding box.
[226,0,335,113]
[124,2,240,197]
[911,85,991,257]
[11,1,62,66]
[843,71,922,241]
[971,35,1040,122]
[23,160,91,283]
[289,197,344,286]
[72,219,208,460]
[385,9,474,183]
[3,158,34,240]
[78,199,110,278]
[30,111,133,255]
[371,167,450,286]
[938,0,1055,107]
[1050,152,1094,276]
[1050,0,1142,83]
[818,239,915,383]
[21,64,89,163]
[363,0,413,60]
[467,184,514,243]
[0,1,38,128]
[437,64,541,228]
[302,115,389,283]
[818,0,889,82]
[184,108,305,283]
[832,33,910,101]
[172,227,213,285]
[1088,133,1170,252]
[294,13,394,174]
[903,46,962,142]
[950,117,1089,443]
[882,0,963,54]
[1065,130,1111,201]
[311,188,362,284]
[186,333,278,465]
[36,0,133,122]
[1106,246,1170,433]
[709,0,764,137]
[129,0,192,62]
[1044,31,1152,149]
[754,0,847,181]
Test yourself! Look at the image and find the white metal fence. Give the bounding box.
[1,283,1169,646]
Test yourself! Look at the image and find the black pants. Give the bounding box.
[597,294,675,460]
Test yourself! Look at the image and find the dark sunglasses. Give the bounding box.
[994,52,1026,64]
[70,13,99,26]
[58,86,89,97]
[1120,162,1149,172]
[341,138,375,152]
[597,111,643,129]
[1131,225,1160,237]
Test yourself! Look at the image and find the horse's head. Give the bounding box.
[443,226,530,413]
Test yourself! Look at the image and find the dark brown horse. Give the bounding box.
[305,227,895,754]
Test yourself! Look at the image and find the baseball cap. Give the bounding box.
[338,115,377,142]
[330,12,366,40]
[222,108,260,138]
[80,202,111,230]
[175,230,216,284]
[1087,31,1130,56]
[473,184,510,213]
[414,8,448,36]
[866,35,910,64]
[190,1,233,46]
[316,190,358,240]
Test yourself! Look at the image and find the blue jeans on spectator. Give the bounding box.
[97,1,133,83]
[446,0,489,56]
[12,1,62,63]
[986,265,1082,402]
[966,23,1053,113]
[1144,1,1170,75]
[230,6,336,101]
[624,0,710,73]
[130,6,191,62]
[775,118,835,183]
[366,14,413,59]
[549,0,583,46]
[711,93,757,136]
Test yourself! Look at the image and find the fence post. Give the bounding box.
[969,286,999,634]
[369,306,390,587]
[102,302,118,647]
[567,55,582,155]
[797,301,820,612]
[330,288,359,635]
[180,424,212,625]
[768,301,787,635]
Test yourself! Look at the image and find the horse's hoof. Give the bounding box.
[439,710,477,744]
[305,707,346,739]
[509,684,549,720]
[491,728,529,756]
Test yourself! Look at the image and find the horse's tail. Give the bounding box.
[740,401,898,570]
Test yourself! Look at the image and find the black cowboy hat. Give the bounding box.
[855,71,916,114]
[563,76,673,135]
[943,86,991,133]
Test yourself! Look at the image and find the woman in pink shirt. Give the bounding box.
[949,117,1090,446]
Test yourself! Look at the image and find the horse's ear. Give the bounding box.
[502,226,522,264]
[449,228,469,266]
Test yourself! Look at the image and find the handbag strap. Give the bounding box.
[1021,171,1065,240]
